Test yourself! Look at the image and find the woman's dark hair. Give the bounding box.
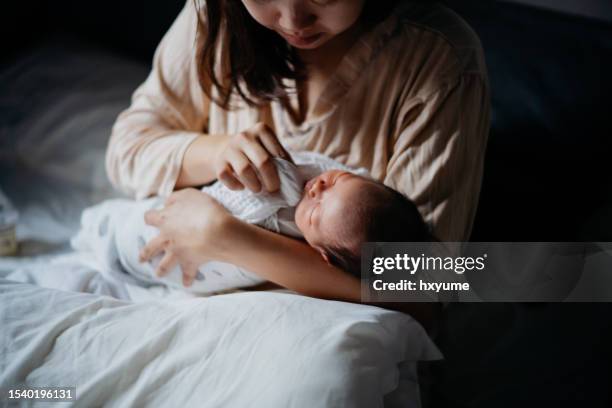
[193,0,399,108]
[321,181,435,278]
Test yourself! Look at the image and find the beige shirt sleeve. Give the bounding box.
[105,0,209,199]
[384,72,490,242]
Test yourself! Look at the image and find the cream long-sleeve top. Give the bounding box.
[105,0,490,242]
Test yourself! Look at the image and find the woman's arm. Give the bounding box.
[139,188,361,301]
[220,218,362,301]
[106,0,211,199]
[107,1,291,199]
[174,134,226,189]
[221,219,439,327]
[140,189,437,327]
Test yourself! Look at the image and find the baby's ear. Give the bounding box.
[317,248,331,264]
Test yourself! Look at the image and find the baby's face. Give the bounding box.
[295,170,368,255]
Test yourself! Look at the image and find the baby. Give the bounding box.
[294,168,431,277]
[72,152,430,294]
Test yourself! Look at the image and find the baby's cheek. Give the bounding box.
[294,201,307,229]
[298,223,320,250]
[300,226,315,246]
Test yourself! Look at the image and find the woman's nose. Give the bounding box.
[279,3,316,33]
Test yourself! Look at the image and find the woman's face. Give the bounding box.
[241,0,366,49]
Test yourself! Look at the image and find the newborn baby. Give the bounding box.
[72,152,430,294]
[295,169,431,277]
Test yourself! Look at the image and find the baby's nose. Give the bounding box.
[309,179,326,198]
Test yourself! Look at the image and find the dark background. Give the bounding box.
[506,0,612,22]
[2,1,611,407]
[1,0,183,64]
[2,0,611,242]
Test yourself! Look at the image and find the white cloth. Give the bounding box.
[71,151,369,295]
[0,278,442,408]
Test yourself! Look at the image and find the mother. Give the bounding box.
[105,0,489,304]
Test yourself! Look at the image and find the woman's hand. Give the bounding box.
[214,122,293,193]
[139,188,364,302]
[139,188,236,287]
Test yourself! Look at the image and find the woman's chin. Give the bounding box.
[281,32,327,50]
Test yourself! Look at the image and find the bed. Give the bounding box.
[5,1,612,406]
[0,39,441,407]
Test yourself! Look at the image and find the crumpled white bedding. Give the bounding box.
[0,279,441,407]
[0,229,443,407]
[0,40,442,407]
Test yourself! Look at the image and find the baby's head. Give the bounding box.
[295,170,432,277]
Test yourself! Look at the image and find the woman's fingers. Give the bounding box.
[227,149,262,193]
[139,235,167,262]
[155,251,178,277]
[257,126,294,164]
[217,122,292,193]
[242,141,280,192]
[218,165,245,191]
[217,163,245,191]
[164,194,177,206]
[144,209,165,227]
[181,262,199,287]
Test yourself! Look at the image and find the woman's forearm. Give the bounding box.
[175,134,227,188]
[219,220,362,302]
[217,219,439,328]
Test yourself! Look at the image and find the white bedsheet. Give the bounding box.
[0,279,441,407]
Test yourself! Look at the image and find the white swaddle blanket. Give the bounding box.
[71,152,369,294]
